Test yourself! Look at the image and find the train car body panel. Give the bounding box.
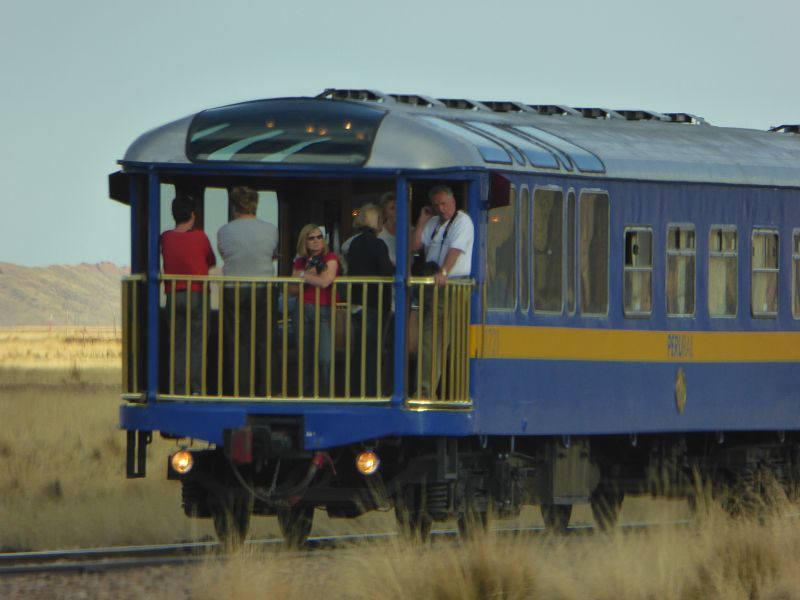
[112,90,800,540]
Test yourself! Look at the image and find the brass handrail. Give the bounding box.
[120,274,472,407]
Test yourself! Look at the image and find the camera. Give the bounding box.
[306,254,327,274]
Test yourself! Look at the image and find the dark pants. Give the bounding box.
[418,287,449,399]
[223,285,270,397]
[168,290,206,394]
[297,303,332,397]
[350,307,387,397]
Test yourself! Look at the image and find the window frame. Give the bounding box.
[792,228,800,319]
[577,189,610,318]
[566,189,576,315]
[518,186,531,313]
[665,222,697,318]
[486,184,518,312]
[622,226,654,318]
[708,225,738,319]
[532,185,566,315]
[751,227,779,318]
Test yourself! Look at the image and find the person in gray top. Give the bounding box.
[217,186,279,397]
[217,188,279,276]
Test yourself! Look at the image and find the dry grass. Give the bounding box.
[0,326,122,369]
[187,508,800,600]
[3,329,800,598]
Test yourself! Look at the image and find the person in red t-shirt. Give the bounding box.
[292,223,339,397]
[161,194,216,395]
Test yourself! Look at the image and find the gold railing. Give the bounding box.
[407,277,473,408]
[120,274,472,406]
[121,275,145,401]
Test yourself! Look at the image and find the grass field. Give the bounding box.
[3,327,800,597]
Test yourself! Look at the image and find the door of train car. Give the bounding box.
[403,177,479,408]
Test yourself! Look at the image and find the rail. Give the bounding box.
[120,274,472,405]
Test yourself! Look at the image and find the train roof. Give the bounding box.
[121,88,800,187]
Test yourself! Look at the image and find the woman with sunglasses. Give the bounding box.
[292,224,339,397]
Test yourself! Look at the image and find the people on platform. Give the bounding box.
[292,224,339,397]
[217,186,279,397]
[160,193,216,395]
[345,204,394,397]
[411,185,474,399]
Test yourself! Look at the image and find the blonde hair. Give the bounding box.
[353,203,381,232]
[296,223,329,258]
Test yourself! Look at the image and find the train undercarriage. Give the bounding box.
[158,422,800,545]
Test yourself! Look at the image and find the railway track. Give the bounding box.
[0,521,688,576]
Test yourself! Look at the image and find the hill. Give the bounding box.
[0,262,128,327]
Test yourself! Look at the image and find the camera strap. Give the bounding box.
[431,212,458,264]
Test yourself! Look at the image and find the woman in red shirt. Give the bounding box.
[160,194,216,395]
[292,223,339,397]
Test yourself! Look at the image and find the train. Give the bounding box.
[110,88,800,543]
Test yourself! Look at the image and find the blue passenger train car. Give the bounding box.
[110,89,800,541]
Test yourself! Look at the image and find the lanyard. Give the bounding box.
[431,212,458,263]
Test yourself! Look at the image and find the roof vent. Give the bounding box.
[666,112,706,125]
[480,100,534,113]
[388,94,445,108]
[574,107,625,119]
[437,98,491,111]
[769,124,800,134]
[317,88,392,102]
[615,109,671,122]
[528,105,581,116]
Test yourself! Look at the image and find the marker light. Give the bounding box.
[171,450,194,475]
[355,450,380,475]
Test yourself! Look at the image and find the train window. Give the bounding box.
[708,227,737,318]
[793,231,800,319]
[579,192,609,315]
[533,188,564,312]
[566,191,576,314]
[623,228,653,316]
[513,126,605,173]
[159,183,177,235]
[188,98,385,165]
[486,186,517,310]
[519,187,531,312]
[751,229,778,317]
[666,225,696,317]
[466,121,559,169]
[421,117,512,164]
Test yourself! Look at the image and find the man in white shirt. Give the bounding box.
[411,185,474,398]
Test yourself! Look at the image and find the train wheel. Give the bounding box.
[590,487,624,531]
[540,503,572,533]
[277,505,314,548]
[212,493,252,548]
[394,485,432,543]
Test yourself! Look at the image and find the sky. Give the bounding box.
[1,0,798,267]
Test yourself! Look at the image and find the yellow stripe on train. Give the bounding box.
[469,325,800,363]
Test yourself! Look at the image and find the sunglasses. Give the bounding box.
[307,234,324,241]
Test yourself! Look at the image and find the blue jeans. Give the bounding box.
[298,304,331,397]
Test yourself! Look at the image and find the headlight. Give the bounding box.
[170,450,194,475]
[355,450,380,475]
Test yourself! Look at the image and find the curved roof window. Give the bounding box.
[512,126,605,173]
[465,121,560,169]
[187,99,386,165]
[421,117,512,164]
